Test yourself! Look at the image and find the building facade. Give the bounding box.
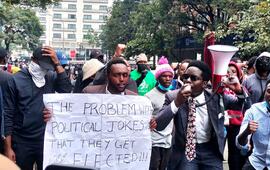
[36,0,114,59]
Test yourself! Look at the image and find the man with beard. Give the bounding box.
[83,58,137,95]
[130,53,156,96]
[3,46,72,170]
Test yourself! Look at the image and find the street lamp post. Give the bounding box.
[62,20,65,53]
[79,43,85,61]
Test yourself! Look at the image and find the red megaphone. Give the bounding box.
[207,45,239,92]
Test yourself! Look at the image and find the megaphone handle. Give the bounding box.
[212,74,224,93]
[196,81,224,107]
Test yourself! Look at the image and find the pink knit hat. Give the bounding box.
[155,56,174,79]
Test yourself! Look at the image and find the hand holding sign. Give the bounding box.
[43,94,153,170]
[149,117,157,131]
[43,107,52,122]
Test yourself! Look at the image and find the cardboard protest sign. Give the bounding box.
[43,94,153,170]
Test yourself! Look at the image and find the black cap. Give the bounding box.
[33,47,55,71]
[90,49,103,60]
[0,47,7,59]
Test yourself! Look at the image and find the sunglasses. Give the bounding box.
[182,74,201,81]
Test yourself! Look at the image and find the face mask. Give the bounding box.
[158,83,173,92]
[137,64,149,73]
[28,61,48,88]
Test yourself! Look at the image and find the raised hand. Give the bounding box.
[113,44,126,58]
[247,120,258,134]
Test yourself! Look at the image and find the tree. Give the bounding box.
[127,0,178,58]
[174,0,254,40]
[0,3,44,51]
[99,0,139,56]
[100,0,254,60]
[217,1,270,59]
[84,28,99,49]
[1,0,60,9]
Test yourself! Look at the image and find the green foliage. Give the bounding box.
[179,0,251,33]
[99,0,139,56]
[217,1,270,59]
[100,0,179,58]
[100,0,254,60]
[127,0,178,57]
[0,3,44,51]
[1,0,60,9]
[84,28,99,48]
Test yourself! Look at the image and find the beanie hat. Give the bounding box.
[155,56,174,79]
[136,53,148,63]
[82,59,104,81]
[158,56,169,65]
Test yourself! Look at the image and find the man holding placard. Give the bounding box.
[42,58,156,170]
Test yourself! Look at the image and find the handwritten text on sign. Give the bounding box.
[43,94,153,170]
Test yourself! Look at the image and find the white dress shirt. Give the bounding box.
[171,92,212,143]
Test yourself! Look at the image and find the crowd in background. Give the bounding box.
[0,43,270,170]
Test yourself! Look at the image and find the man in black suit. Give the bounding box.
[155,61,246,170]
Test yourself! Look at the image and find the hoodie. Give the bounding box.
[242,52,270,105]
[224,61,244,125]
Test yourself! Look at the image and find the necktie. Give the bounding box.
[185,97,196,161]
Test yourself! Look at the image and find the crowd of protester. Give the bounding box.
[0,43,270,170]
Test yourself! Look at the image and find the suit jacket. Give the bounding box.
[156,89,245,161]
[82,84,137,95]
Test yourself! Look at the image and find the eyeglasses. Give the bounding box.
[182,74,201,81]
